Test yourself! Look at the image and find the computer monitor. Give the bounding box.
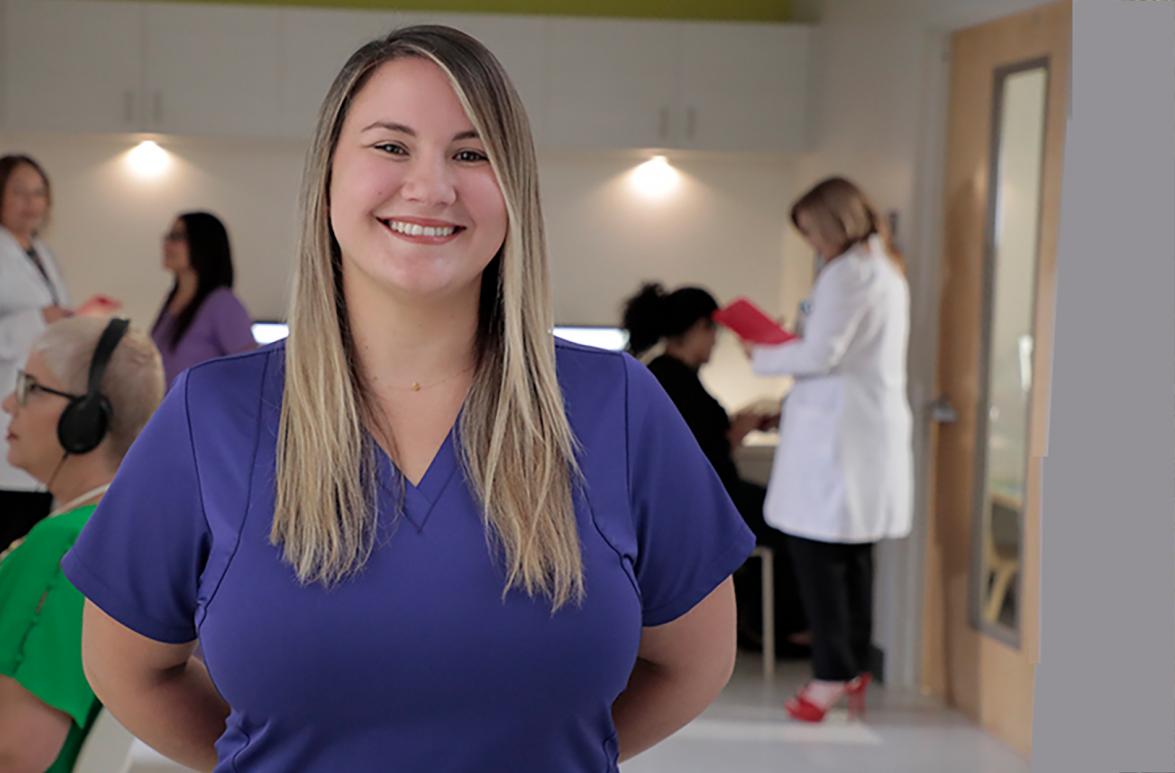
[252,321,628,352]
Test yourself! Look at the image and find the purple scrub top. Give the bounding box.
[63,338,754,772]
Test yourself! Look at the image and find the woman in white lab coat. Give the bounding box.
[0,154,72,550]
[748,176,912,722]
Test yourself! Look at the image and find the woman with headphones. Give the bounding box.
[0,316,164,772]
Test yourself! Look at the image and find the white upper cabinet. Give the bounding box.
[3,0,144,133]
[142,2,282,138]
[277,7,395,140]
[543,17,810,153]
[0,1,810,153]
[676,22,811,153]
[544,18,680,151]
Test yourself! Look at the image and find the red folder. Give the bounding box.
[712,298,797,345]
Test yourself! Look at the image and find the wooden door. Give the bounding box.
[921,1,1069,758]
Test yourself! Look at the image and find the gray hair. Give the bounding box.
[33,316,165,460]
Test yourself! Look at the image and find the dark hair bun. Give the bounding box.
[621,282,668,357]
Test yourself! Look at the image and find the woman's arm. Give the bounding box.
[0,675,71,773]
[81,601,229,773]
[210,290,258,357]
[611,577,738,762]
[750,260,870,378]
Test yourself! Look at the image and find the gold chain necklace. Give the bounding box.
[388,364,475,393]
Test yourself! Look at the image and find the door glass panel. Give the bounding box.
[972,63,1048,642]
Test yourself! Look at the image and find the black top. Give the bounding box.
[645,353,741,494]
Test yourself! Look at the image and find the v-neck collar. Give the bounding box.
[377,425,460,533]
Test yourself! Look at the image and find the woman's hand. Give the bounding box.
[728,410,762,447]
[41,305,72,324]
[76,294,123,317]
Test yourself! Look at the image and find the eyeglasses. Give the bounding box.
[163,230,186,243]
[14,370,79,407]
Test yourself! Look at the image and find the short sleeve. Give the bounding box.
[11,574,95,726]
[210,290,257,358]
[623,356,755,627]
[61,370,210,643]
[0,533,95,727]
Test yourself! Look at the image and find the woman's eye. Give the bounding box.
[374,143,407,156]
[455,150,488,163]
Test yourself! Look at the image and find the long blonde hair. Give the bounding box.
[274,26,584,610]
[790,176,905,272]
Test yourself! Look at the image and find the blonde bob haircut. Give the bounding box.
[790,176,905,272]
[274,25,585,610]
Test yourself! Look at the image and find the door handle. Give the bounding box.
[930,395,958,424]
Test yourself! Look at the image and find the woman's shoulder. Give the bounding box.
[19,505,93,554]
[202,285,248,312]
[554,337,627,385]
[553,338,680,426]
[179,339,282,420]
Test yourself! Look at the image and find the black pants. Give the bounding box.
[786,534,874,681]
[0,489,53,553]
[729,481,808,643]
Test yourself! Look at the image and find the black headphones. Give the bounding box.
[57,317,130,455]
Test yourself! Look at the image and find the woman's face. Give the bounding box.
[162,218,191,275]
[795,209,842,260]
[2,352,70,484]
[1,163,50,238]
[684,317,719,366]
[328,56,508,304]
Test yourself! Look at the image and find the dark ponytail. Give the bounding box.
[621,282,719,357]
[621,282,668,357]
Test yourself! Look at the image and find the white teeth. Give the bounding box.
[386,220,457,238]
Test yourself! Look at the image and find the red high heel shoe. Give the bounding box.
[846,673,871,717]
[785,674,871,723]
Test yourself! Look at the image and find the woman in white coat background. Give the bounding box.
[748,176,912,723]
[0,154,74,550]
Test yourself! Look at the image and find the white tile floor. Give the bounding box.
[127,654,1029,773]
[623,655,1030,773]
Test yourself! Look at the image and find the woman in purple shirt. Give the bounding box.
[63,25,754,772]
[151,211,256,387]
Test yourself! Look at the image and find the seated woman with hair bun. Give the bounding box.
[621,282,806,652]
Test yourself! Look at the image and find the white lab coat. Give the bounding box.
[0,226,69,491]
[752,234,912,543]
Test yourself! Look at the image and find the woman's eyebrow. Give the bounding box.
[359,121,480,142]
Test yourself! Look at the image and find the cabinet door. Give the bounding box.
[142,2,282,137]
[3,0,143,133]
[677,22,811,153]
[544,18,680,150]
[278,7,394,140]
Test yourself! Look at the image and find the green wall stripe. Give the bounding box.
[126,0,792,23]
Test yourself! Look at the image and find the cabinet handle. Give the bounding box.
[685,106,697,141]
[123,91,135,125]
[153,91,163,126]
[658,107,669,142]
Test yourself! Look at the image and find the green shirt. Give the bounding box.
[0,505,101,773]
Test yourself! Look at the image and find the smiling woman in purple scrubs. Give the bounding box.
[62,25,754,772]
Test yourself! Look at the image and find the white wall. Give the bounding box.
[785,0,1058,690]
[0,132,796,413]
